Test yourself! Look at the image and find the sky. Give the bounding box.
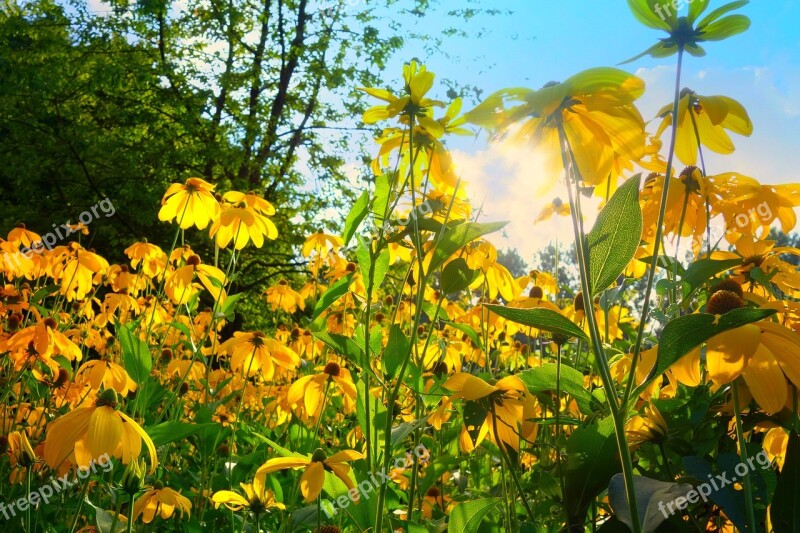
[357,0,800,264]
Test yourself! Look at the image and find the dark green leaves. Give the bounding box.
[483,304,588,341]
[565,416,620,525]
[771,431,800,532]
[586,174,642,296]
[449,498,501,533]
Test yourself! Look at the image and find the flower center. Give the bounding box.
[324,362,341,377]
[706,290,745,315]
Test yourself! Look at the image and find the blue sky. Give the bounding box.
[358,0,800,261]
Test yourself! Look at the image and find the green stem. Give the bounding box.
[69,475,93,533]
[127,493,135,533]
[557,120,641,533]
[490,404,535,522]
[623,45,686,406]
[732,380,757,532]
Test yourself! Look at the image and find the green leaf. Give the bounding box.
[440,257,480,294]
[518,363,602,415]
[384,325,410,379]
[679,258,742,302]
[565,416,620,525]
[312,332,363,365]
[697,0,749,28]
[771,431,800,532]
[217,292,243,321]
[146,421,217,447]
[448,498,501,533]
[312,273,353,322]
[687,0,711,23]
[357,237,390,290]
[118,323,152,385]
[428,221,507,274]
[586,174,642,295]
[700,14,751,41]
[390,415,430,449]
[343,190,370,247]
[632,308,777,397]
[483,304,589,341]
[442,321,484,351]
[626,0,673,30]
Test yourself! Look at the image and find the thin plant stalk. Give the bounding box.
[623,45,686,406]
[732,380,757,532]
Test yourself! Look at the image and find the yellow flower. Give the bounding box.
[264,280,305,313]
[50,243,109,301]
[209,191,278,250]
[287,361,357,420]
[218,331,299,380]
[6,317,83,374]
[124,241,167,278]
[44,389,157,473]
[302,230,344,257]
[158,177,220,230]
[466,67,646,187]
[75,359,137,396]
[164,254,227,305]
[132,482,192,523]
[626,403,668,447]
[444,372,537,452]
[211,476,285,514]
[255,448,364,502]
[654,90,752,166]
[359,60,445,133]
[703,292,800,414]
[534,197,570,223]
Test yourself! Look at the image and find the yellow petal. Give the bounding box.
[300,461,325,502]
[741,344,787,414]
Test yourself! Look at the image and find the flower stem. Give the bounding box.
[624,45,686,406]
[557,120,641,533]
[732,380,757,533]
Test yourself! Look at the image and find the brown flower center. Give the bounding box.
[706,290,745,315]
[324,362,341,377]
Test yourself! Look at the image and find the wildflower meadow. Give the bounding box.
[2,0,800,531]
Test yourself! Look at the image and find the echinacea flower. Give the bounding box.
[255,448,364,502]
[131,481,192,523]
[75,359,137,396]
[211,476,285,514]
[158,177,220,230]
[44,388,157,473]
